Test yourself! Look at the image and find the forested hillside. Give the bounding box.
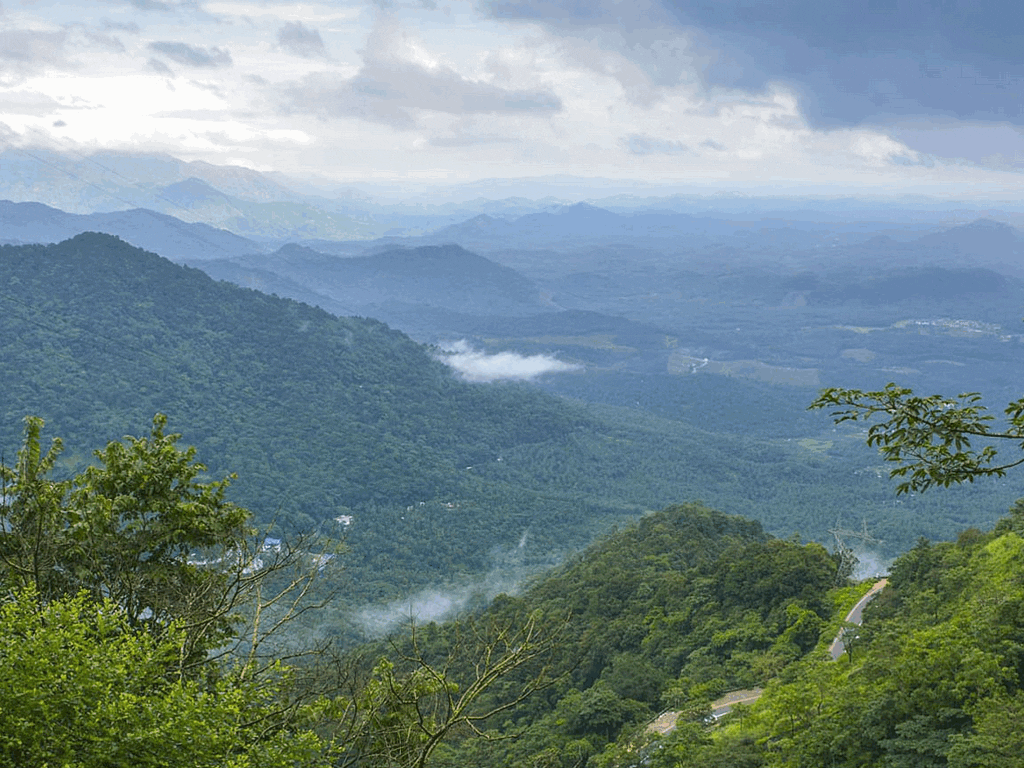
[1,233,1015,612]
[622,503,1024,768]
[375,503,1024,768]
[369,503,844,767]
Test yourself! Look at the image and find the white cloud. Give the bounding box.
[3,0,1024,195]
[435,340,581,382]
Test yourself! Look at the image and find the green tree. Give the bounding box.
[0,414,258,666]
[810,383,1024,493]
[0,415,560,768]
[0,587,328,768]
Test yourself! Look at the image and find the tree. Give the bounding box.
[0,587,329,768]
[0,414,299,668]
[810,384,1024,493]
[0,414,562,767]
[322,609,566,768]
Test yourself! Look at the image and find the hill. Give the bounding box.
[199,243,546,323]
[376,502,1024,768]
[0,234,846,607]
[363,502,844,767]
[2,233,1018,615]
[636,504,1024,768]
[0,199,263,260]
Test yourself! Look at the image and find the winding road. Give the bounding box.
[647,578,889,735]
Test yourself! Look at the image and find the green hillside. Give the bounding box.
[636,505,1024,768]
[375,502,1024,768]
[1,233,1016,609]
[363,503,843,767]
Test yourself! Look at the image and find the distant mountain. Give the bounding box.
[0,149,603,243]
[0,199,263,260]
[0,150,466,242]
[413,202,748,251]
[199,243,547,321]
[0,148,301,211]
[913,218,1024,275]
[150,178,383,242]
[805,266,1015,305]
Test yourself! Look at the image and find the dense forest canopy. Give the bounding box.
[2,233,1018,619]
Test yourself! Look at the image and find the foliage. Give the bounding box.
[0,587,328,768]
[428,504,841,767]
[672,503,1024,768]
[811,383,1024,493]
[331,610,564,768]
[0,414,257,665]
[0,415,567,768]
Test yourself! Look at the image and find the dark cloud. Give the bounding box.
[484,0,1024,128]
[149,41,232,68]
[277,21,328,59]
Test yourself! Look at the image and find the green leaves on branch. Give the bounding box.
[1,414,252,665]
[0,588,328,768]
[810,384,1024,494]
[0,415,562,768]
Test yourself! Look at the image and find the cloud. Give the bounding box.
[354,529,539,636]
[0,90,65,117]
[101,20,142,33]
[73,27,127,55]
[435,340,581,382]
[620,133,691,155]
[127,0,191,10]
[147,57,175,76]
[149,41,232,68]
[277,16,561,128]
[483,0,1024,131]
[0,29,69,70]
[277,21,328,59]
[428,134,515,147]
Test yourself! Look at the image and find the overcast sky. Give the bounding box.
[1,0,1023,196]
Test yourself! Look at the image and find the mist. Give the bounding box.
[353,529,555,637]
[852,549,893,580]
[434,340,582,382]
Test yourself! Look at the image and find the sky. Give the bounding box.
[2,0,1024,197]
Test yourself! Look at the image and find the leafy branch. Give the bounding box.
[810,383,1024,494]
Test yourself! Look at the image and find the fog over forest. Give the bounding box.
[3,3,1024,766]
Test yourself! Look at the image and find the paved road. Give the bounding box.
[828,578,888,660]
[646,578,889,735]
[710,688,764,719]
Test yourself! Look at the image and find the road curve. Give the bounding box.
[828,578,888,660]
[647,578,889,735]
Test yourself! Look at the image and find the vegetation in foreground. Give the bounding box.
[2,410,1022,767]
[0,416,560,767]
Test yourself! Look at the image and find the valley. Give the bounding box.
[3,164,1024,768]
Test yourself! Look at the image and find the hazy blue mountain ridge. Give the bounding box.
[0,199,264,261]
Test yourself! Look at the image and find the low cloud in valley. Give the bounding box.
[435,340,581,383]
